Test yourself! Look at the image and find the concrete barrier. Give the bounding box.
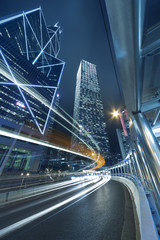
[112,176,159,240]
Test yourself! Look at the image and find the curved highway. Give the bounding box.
[0,177,136,240]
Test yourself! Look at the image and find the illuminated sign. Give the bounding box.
[16,101,25,109]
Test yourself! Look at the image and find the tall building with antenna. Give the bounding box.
[71,60,110,163]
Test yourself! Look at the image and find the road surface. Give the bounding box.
[0,178,136,240]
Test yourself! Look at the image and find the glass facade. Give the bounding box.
[71,60,110,160]
[0,8,65,134]
[0,8,65,174]
[0,144,31,171]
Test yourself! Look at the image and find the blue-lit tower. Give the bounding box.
[0,7,65,174]
[71,60,110,162]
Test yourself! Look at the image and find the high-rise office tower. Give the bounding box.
[71,60,110,162]
[0,7,65,174]
[0,7,65,134]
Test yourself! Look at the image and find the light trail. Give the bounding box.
[0,176,93,195]
[0,177,99,218]
[51,117,95,153]
[55,104,101,166]
[0,59,98,159]
[0,129,95,162]
[0,49,104,168]
[56,104,100,151]
[0,176,110,238]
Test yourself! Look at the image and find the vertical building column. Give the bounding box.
[0,149,8,169]
[0,123,24,176]
[9,151,18,170]
[133,112,160,200]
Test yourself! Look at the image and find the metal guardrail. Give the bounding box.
[110,170,160,237]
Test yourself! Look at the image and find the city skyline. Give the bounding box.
[0,6,107,174]
[0,0,123,154]
[0,3,159,240]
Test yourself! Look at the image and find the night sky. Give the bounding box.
[0,0,123,153]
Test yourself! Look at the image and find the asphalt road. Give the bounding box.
[0,179,136,240]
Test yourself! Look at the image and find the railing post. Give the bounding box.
[120,164,123,175]
[115,167,118,176]
[135,144,149,190]
[132,150,145,187]
[129,158,134,176]
[117,165,119,175]
[130,155,137,177]
[127,160,131,175]
[131,153,140,179]
[137,141,155,191]
[123,163,126,177]
[124,163,127,177]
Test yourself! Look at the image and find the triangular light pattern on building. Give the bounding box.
[0,7,65,134]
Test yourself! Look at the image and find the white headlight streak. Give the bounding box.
[0,129,94,161]
[0,176,110,238]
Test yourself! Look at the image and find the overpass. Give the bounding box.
[100,0,160,238]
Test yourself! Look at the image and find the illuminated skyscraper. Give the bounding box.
[71,60,110,162]
[0,7,65,174]
[0,7,65,134]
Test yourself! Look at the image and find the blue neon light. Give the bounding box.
[0,48,43,133]
[32,27,60,65]
[0,82,57,88]
[0,8,65,134]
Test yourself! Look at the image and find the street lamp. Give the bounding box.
[112,110,119,118]
[20,172,30,189]
[112,109,128,137]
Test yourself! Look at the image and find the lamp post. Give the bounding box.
[20,172,30,189]
[112,109,131,160]
[112,110,129,137]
